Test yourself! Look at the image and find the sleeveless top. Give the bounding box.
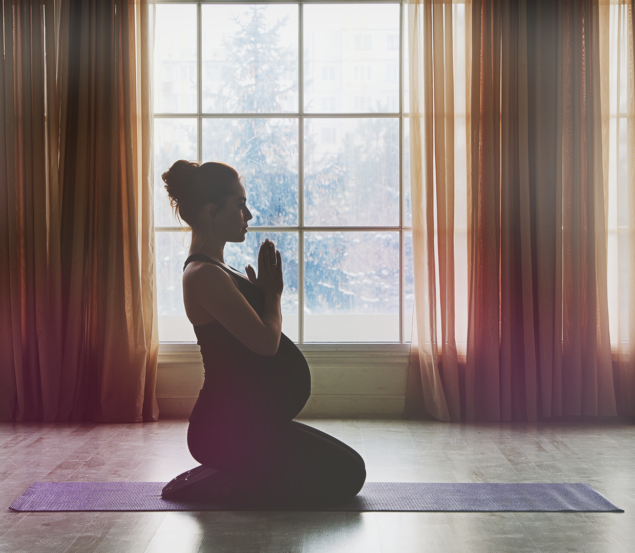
[183,253,311,424]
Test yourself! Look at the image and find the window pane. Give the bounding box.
[202,118,298,226]
[156,230,196,342]
[402,5,409,115]
[154,5,197,114]
[225,231,299,342]
[304,118,399,226]
[304,4,399,113]
[154,118,198,228]
[304,231,399,342]
[202,5,298,113]
[404,231,413,343]
[403,118,411,227]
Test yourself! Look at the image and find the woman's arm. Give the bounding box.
[184,239,284,356]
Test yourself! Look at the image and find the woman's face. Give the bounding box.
[210,180,253,243]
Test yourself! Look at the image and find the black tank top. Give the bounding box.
[183,253,311,423]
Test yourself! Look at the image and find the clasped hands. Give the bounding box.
[245,238,283,296]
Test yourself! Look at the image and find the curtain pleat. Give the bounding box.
[407,0,462,422]
[137,0,159,423]
[529,0,562,418]
[1,1,23,420]
[1,0,158,422]
[558,0,616,416]
[466,0,505,421]
[1,0,63,421]
[466,0,543,421]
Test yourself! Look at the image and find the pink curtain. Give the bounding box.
[1,0,159,422]
[407,0,620,421]
[405,0,462,422]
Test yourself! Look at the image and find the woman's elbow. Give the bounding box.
[261,338,280,357]
[250,332,280,357]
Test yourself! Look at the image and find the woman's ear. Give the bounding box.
[203,203,217,220]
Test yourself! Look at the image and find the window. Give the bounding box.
[354,65,372,80]
[353,34,372,51]
[153,1,411,344]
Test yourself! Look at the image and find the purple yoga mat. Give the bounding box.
[9,482,623,512]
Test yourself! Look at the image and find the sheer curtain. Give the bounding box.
[605,0,635,416]
[407,0,620,421]
[405,0,468,422]
[0,0,158,422]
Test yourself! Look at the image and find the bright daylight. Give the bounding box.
[153,3,414,343]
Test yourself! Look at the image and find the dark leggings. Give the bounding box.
[187,417,366,509]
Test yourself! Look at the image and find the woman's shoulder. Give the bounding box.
[184,260,238,283]
[183,261,242,309]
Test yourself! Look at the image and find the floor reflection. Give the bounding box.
[146,510,373,553]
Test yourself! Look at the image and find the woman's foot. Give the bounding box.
[161,465,232,502]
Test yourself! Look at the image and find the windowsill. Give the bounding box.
[160,342,624,363]
[158,341,412,364]
[159,341,411,349]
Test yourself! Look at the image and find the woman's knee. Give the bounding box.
[343,453,367,497]
[321,450,366,503]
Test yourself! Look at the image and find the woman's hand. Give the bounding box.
[245,238,283,296]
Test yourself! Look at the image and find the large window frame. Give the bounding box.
[154,0,412,348]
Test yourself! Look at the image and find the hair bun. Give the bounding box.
[162,160,199,203]
[162,159,240,230]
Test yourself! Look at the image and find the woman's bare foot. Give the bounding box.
[162,465,232,502]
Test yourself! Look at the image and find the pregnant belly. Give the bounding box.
[260,334,311,420]
[194,333,311,423]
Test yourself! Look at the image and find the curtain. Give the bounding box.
[407,0,620,421]
[605,0,635,416]
[405,0,468,422]
[0,0,158,422]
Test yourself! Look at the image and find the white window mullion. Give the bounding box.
[299,1,305,344]
[197,2,202,163]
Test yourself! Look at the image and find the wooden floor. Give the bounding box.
[0,418,633,553]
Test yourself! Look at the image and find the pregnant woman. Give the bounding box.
[160,160,366,508]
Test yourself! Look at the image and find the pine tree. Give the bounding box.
[203,6,400,318]
[205,6,352,316]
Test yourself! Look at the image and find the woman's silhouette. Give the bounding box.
[160,160,366,508]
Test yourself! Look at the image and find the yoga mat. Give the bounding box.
[9,482,623,512]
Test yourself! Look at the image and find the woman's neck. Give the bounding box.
[189,235,225,264]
